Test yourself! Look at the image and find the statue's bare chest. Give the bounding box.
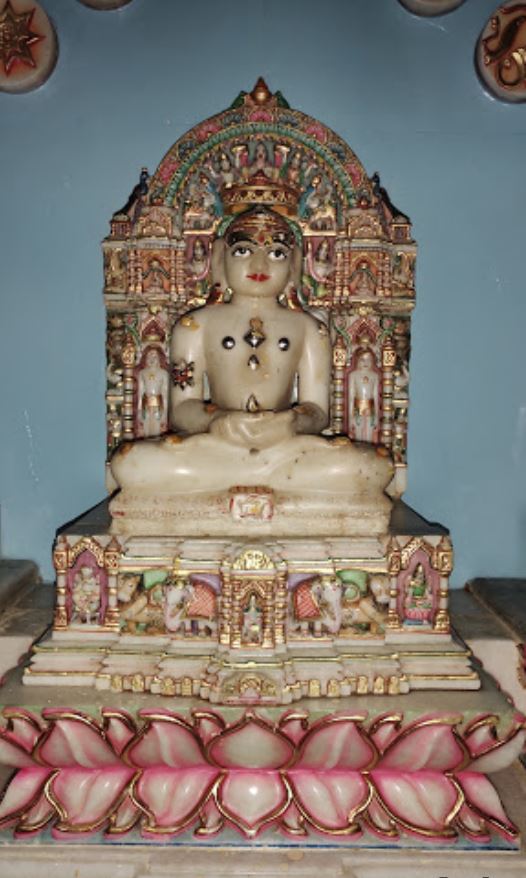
[204,311,303,379]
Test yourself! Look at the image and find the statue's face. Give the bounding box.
[224,236,293,298]
[145,350,161,368]
[358,352,374,369]
[193,239,205,259]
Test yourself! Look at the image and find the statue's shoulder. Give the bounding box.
[303,309,330,340]
[174,305,210,332]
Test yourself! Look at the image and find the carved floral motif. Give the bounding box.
[0,707,522,841]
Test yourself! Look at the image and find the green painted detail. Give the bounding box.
[274,91,290,108]
[333,321,352,353]
[336,569,369,593]
[142,569,169,590]
[229,91,247,109]
[162,121,363,208]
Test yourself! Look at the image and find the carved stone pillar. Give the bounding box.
[53,535,69,630]
[381,338,396,449]
[220,562,232,647]
[387,538,401,629]
[103,537,121,630]
[331,333,347,434]
[434,536,453,632]
[175,241,186,297]
[121,343,136,440]
[167,247,176,295]
[262,579,274,649]
[274,564,288,646]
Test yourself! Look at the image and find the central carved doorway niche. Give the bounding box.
[219,549,287,649]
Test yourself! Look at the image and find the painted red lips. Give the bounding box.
[247,273,270,282]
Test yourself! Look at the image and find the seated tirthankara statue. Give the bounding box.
[110,206,393,537]
[9,82,525,850]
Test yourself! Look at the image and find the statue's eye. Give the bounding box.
[231,245,251,257]
[268,247,288,261]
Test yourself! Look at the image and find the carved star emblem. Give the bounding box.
[0,1,42,76]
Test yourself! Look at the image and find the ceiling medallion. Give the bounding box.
[0,0,58,93]
[476,1,526,102]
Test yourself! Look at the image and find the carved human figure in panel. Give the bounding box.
[403,562,433,626]
[347,349,380,442]
[72,565,101,625]
[137,348,169,438]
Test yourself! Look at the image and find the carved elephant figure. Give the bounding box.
[290,574,342,636]
[165,577,217,637]
[341,595,386,633]
[117,575,165,634]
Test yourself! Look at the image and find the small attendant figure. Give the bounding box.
[404,563,433,626]
[72,566,101,625]
[242,594,263,645]
[348,349,379,442]
[138,349,169,438]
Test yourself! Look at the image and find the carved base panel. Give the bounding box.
[109,488,392,539]
[25,636,479,703]
[0,670,524,846]
[41,499,461,706]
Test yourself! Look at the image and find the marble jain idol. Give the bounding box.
[0,80,523,846]
[110,205,393,537]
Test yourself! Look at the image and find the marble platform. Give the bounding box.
[1,575,525,874]
[454,583,526,714]
[0,559,51,680]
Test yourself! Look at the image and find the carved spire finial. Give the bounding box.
[250,77,272,104]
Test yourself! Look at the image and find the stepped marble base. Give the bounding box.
[25,633,479,702]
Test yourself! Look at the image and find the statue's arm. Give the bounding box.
[295,317,331,434]
[169,313,217,434]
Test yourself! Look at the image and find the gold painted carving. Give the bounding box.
[232,549,275,571]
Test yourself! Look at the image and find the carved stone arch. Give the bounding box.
[68,537,105,567]
[400,537,434,569]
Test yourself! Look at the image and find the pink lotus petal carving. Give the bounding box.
[288,769,369,832]
[195,797,223,835]
[296,716,374,770]
[366,796,399,837]
[369,715,403,752]
[217,771,290,835]
[208,714,294,769]
[456,771,518,841]
[464,718,526,773]
[0,767,52,828]
[125,714,206,767]
[15,790,55,835]
[136,766,219,833]
[0,706,520,844]
[278,712,309,746]
[371,770,460,835]
[457,801,488,839]
[378,719,465,772]
[105,793,140,834]
[192,710,225,746]
[2,709,42,752]
[0,734,36,768]
[50,766,135,829]
[38,715,119,768]
[102,709,136,756]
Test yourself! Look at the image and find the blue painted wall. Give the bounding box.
[1,0,525,584]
